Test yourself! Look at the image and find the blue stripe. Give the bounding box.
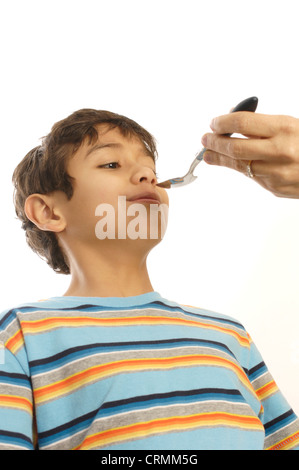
[248,362,267,381]
[264,409,297,436]
[0,430,33,449]
[38,388,245,447]
[13,300,244,329]
[0,373,31,388]
[29,338,235,375]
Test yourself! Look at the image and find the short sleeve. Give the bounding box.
[246,337,299,450]
[0,346,35,449]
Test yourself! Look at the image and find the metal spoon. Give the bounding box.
[156,96,258,189]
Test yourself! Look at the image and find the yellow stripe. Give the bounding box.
[75,411,263,450]
[255,380,278,401]
[5,329,24,355]
[266,430,299,450]
[20,315,249,347]
[34,354,253,405]
[0,394,32,414]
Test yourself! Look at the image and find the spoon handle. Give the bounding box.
[195,96,259,161]
[224,96,258,137]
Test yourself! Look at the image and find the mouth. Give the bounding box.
[127,192,161,204]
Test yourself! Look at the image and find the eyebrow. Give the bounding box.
[85,143,122,158]
[85,142,155,161]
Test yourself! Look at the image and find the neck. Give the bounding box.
[63,240,154,298]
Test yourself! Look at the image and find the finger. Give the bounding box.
[201,133,276,161]
[210,112,280,138]
[204,149,299,178]
[204,150,299,198]
[203,150,276,179]
[203,151,247,173]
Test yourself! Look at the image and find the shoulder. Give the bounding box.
[0,297,64,326]
[158,295,246,330]
[157,295,252,345]
[156,295,253,368]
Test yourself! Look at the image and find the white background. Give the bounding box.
[1,0,298,414]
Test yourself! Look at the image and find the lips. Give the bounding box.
[127,191,161,203]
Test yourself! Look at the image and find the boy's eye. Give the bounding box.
[97,162,158,179]
[98,162,119,169]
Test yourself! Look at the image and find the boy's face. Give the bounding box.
[57,124,169,253]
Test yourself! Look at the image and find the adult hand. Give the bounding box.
[201,112,299,198]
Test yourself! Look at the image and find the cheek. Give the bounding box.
[65,182,104,231]
[73,179,112,208]
[160,189,169,206]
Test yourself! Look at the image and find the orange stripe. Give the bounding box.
[34,354,251,404]
[0,394,32,413]
[5,330,24,354]
[255,380,278,401]
[266,431,299,450]
[21,315,249,347]
[75,412,263,450]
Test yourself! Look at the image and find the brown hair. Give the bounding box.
[12,109,158,275]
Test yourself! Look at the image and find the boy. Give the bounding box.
[0,108,298,450]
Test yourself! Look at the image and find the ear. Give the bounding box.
[24,193,67,233]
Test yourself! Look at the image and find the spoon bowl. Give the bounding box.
[157,97,258,189]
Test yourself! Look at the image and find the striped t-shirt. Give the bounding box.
[0,291,298,450]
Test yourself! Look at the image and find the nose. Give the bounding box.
[132,166,158,186]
